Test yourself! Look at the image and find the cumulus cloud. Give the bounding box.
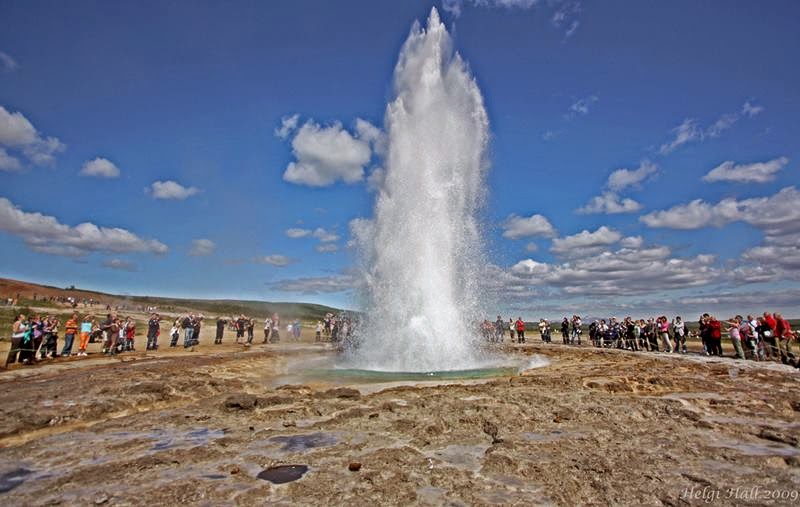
[577,192,642,214]
[0,105,65,167]
[508,244,718,296]
[312,227,340,243]
[620,235,643,249]
[102,258,137,272]
[188,238,215,256]
[578,160,655,214]
[80,157,120,178]
[253,254,295,267]
[149,180,200,200]
[641,186,800,240]
[541,130,561,142]
[0,51,18,72]
[525,242,539,253]
[702,156,788,184]
[607,160,657,191]
[550,226,621,254]
[0,147,22,172]
[442,1,580,38]
[279,116,383,187]
[0,196,168,257]
[502,213,557,239]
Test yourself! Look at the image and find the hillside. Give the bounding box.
[0,277,342,322]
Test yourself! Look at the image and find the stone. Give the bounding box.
[348,462,362,472]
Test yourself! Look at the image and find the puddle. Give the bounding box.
[266,432,337,453]
[256,465,309,484]
[0,468,33,494]
[202,474,228,480]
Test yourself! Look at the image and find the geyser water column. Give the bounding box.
[347,8,491,372]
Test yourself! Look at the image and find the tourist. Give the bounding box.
[271,314,281,342]
[61,314,78,357]
[235,314,247,344]
[726,316,745,360]
[293,319,302,340]
[508,318,515,342]
[5,314,29,365]
[315,321,323,342]
[193,315,202,346]
[672,316,687,353]
[246,318,255,344]
[78,315,92,356]
[561,317,569,345]
[147,313,161,350]
[515,317,525,343]
[775,313,794,364]
[169,318,180,347]
[215,316,227,344]
[124,317,136,351]
[263,316,272,343]
[707,315,723,356]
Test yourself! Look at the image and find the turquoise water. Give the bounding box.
[305,366,521,383]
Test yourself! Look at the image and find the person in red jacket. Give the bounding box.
[775,312,794,364]
[515,317,525,344]
[707,316,723,356]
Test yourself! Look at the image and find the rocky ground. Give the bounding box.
[0,339,799,506]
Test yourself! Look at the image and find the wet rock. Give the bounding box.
[784,456,800,467]
[229,465,241,475]
[348,462,362,472]
[314,387,361,400]
[93,493,109,505]
[223,394,257,410]
[256,465,308,484]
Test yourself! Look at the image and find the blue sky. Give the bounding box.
[0,0,798,318]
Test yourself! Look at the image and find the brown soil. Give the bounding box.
[0,341,799,506]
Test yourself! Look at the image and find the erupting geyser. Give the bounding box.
[347,8,491,372]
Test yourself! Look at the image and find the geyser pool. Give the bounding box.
[346,7,492,372]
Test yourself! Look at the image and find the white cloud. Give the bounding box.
[281,119,372,187]
[620,235,643,249]
[315,243,339,253]
[188,238,215,256]
[0,147,21,172]
[705,113,738,138]
[442,1,579,38]
[149,180,200,200]
[741,100,764,118]
[355,118,387,156]
[0,51,18,72]
[253,254,295,267]
[80,157,120,178]
[659,102,763,155]
[0,105,65,167]
[312,227,339,243]
[525,242,538,253]
[274,114,299,140]
[607,160,657,191]
[578,160,655,215]
[502,213,557,239]
[507,243,718,296]
[577,192,642,214]
[0,196,168,257]
[702,156,788,184]
[565,94,598,119]
[551,226,621,254]
[659,118,703,154]
[268,273,358,294]
[366,167,386,192]
[103,258,137,272]
[541,130,561,141]
[641,186,800,239]
[285,227,311,238]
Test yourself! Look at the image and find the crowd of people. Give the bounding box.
[483,311,798,366]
